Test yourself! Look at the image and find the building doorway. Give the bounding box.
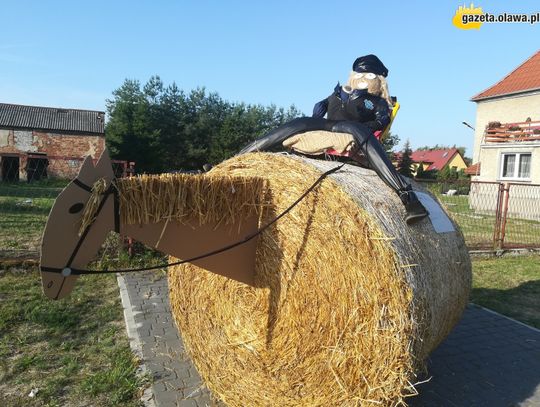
[1,155,20,182]
[26,154,48,182]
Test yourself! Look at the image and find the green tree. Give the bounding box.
[457,168,468,179]
[437,166,458,181]
[398,140,414,178]
[209,103,301,163]
[415,163,425,179]
[157,82,188,170]
[381,131,400,159]
[105,77,301,173]
[106,79,157,172]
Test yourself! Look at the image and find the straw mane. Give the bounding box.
[80,173,268,233]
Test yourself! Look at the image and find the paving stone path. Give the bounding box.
[119,272,540,407]
[410,305,540,407]
[118,272,222,407]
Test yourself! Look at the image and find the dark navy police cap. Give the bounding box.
[352,55,388,77]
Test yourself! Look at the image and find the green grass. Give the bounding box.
[0,198,55,252]
[0,265,146,406]
[0,181,65,252]
[471,254,540,329]
[437,194,540,249]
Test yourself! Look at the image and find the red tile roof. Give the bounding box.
[471,50,540,101]
[410,148,460,171]
[465,162,480,175]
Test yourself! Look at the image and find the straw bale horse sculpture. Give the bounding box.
[40,150,261,300]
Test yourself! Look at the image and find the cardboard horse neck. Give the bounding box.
[40,150,259,300]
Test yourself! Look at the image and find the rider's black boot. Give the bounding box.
[399,188,429,225]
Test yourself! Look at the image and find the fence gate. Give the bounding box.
[418,179,540,250]
[497,183,540,249]
[465,181,503,249]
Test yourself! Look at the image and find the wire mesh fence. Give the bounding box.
[0,180,64,258]
[0,155,134,259]
[2,157,539,260]
[1,153,135,182]
[417,179,540,250]
[499,183,540,249]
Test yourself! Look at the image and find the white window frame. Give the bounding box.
[499,152,532,181]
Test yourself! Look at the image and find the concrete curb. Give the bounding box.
[117,271,219,406]
[117,273,156,407]
[469,248,540,258]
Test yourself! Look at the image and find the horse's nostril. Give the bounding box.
[69,203,85,214]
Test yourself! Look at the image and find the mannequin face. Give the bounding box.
[347,71,382,95]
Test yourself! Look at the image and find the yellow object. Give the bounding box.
[453,4,484,30]
[378,101,400,142]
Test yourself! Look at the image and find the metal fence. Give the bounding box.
[1,153,135,182]
[2,164,539,259]
[417,179,540,250]
[0,156,134,260]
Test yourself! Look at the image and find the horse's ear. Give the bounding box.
[77,156,96,185]
[94,149,115,181]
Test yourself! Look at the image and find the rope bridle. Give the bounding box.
[41,163,345,297]
[41,179,120,299]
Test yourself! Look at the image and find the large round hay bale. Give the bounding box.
[168,152,471,406]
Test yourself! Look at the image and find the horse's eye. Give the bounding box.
[69,203,85,214]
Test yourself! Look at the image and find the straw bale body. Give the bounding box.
[167,153,471,406]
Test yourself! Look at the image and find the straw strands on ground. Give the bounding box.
[163,153,471,406]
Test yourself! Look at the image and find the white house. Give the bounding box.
[469,50,540,220]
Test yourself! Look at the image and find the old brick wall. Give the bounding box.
[0,128,105,180]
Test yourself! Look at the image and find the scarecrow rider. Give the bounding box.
[239,54,429,225]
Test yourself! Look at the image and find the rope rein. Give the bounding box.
[42,163,345,277]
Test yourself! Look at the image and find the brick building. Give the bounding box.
[0,103,105,181]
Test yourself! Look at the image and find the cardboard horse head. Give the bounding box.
[40,150,259,300]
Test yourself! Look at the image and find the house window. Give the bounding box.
[500,153,531,180]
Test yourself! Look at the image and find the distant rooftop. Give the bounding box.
[410,148,461,171]
[465,162,480,176]
[0,103,105,134]
[471,50,540,101]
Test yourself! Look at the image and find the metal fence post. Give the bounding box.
[127,162,135,257]
[498,183,511,250]
[493,183,504,250]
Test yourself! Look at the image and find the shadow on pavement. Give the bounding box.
[410,304,540,407]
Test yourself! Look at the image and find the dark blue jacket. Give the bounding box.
[313,83,390,132]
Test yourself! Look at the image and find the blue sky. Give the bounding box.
[1,1,539,156]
